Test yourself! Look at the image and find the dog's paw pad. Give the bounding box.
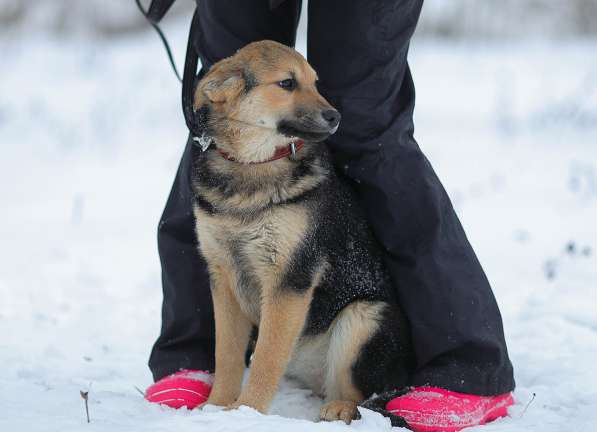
[320,400,359,424]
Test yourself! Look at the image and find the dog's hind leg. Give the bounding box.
[228,290,313,413]
[320,301,387,424]
[204,266,252,407]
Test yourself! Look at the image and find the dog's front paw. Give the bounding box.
[320,400,360,425]
[224,401,242,411]
[199,394,236,409]
[225,397,267,414]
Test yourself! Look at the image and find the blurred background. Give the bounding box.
[0,1,596,431]
[2,0,597,38]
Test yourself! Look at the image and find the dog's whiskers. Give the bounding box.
[224,117,274,131]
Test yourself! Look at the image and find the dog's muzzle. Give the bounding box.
[277,109,341,142]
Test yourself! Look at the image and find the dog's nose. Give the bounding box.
[321,109,341,128]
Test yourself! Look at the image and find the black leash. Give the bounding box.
[135,0,204,139]
[134,0,182,83]
[181,11,205,140]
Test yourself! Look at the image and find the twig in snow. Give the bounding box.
[80,390,90,423]
[520,392,536,418]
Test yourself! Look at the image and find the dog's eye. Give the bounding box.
[278,78,297,91]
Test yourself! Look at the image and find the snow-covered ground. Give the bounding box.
[1,17,596,432]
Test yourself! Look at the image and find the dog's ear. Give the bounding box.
[194,59,244,109]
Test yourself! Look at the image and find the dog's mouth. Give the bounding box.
[277,119,336,143]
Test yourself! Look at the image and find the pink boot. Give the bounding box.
[386,387,513,432]
[145,370,213,409]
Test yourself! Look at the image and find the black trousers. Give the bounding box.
[148,0,515,396]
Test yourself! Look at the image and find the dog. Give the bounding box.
[191,40,413,424]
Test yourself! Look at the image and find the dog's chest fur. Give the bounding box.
[193,203,310,325]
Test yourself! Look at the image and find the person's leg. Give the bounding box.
[307,0,514,396]
[148,0,302,382]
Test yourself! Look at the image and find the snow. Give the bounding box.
[1,17,597,432]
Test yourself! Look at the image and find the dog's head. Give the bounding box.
[194,40,340,163]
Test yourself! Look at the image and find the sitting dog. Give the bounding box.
[191,40,413,424]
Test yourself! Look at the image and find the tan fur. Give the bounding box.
[324,301,385,403]
[229,290,314,413]
[194,148,328,215]
[320,400,359,425]
[194,203,311,323]
[192,104,325,417]
[192,41,380,422]
[204,266,252,406]
[193,201,315,412]
[286,301,385,423]
[193,41,333,164]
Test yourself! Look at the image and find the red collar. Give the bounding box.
[217,139,304,164]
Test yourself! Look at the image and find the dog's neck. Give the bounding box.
[192,140,330,217]
[216,139,304,164]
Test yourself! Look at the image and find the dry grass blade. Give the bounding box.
[80,390,90,423]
